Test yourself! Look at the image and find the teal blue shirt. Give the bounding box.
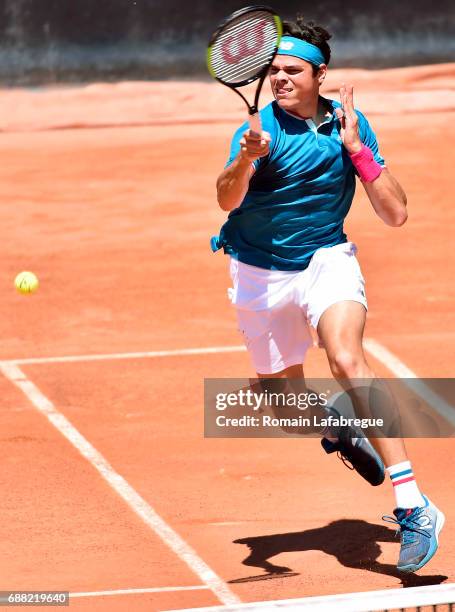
[212,97,384,271]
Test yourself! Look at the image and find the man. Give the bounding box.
[211,16,444,573]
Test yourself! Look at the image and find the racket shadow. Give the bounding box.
[230,519,448,587]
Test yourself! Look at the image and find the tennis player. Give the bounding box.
[211,16,444,573]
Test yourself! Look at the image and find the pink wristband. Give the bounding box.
[349,144,383,182]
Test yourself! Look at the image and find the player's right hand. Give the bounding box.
[239,130,271,162]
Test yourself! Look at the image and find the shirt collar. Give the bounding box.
[278,96,337,128]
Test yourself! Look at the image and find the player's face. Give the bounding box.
[269,56,326,112]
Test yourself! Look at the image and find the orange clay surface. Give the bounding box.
[0,65,454,610]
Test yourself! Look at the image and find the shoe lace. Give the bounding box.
[337,451,354,471]
[382,510,432,546]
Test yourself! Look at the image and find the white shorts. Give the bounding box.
[228,242,367,374]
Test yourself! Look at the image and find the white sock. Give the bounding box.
[386,460,425,509]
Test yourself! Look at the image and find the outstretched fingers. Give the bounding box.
[335,106,345,129]
[341,83,358,125]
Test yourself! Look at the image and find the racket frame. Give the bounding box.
[207,5,282,130]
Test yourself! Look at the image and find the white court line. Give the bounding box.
[364,338,455,426]
[1,342,452,607]
[70,585,208,598]
[5,345,247,366]
[363,338,419,378]
[165,582,455,612]
[2,339,453,427]
[0,362,240,607]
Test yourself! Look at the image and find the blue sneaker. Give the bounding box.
[383,495,445,573]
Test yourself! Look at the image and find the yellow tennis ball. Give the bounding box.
[14,271,39,294]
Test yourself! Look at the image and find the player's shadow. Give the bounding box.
[230,520,448,586]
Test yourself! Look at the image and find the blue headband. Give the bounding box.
[277,36,325,66]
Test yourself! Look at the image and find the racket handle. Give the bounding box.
[249,112,262,136]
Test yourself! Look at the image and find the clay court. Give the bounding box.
[0,63,454,610]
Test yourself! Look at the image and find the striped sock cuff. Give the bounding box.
[389,467,415,487]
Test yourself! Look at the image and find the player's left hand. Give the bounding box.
[335,84,363,154]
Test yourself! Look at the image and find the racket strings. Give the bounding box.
[212,54,273,83]
[210,38,276,83]
[210,25,277,73]
[209,11,279,85]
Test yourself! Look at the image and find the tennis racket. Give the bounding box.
[207,6,282,135]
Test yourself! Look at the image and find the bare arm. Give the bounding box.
[216,130,271,212]
[216,155,255,212]
[361,168,407,226]
[336,84,408,227]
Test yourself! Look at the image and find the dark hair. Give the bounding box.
[282,15,332,74]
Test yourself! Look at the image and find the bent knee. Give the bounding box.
[327,349,364,379]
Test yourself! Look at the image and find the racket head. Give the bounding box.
[207,6,282,88]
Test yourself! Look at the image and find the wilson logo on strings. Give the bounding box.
[221,21,268,65]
